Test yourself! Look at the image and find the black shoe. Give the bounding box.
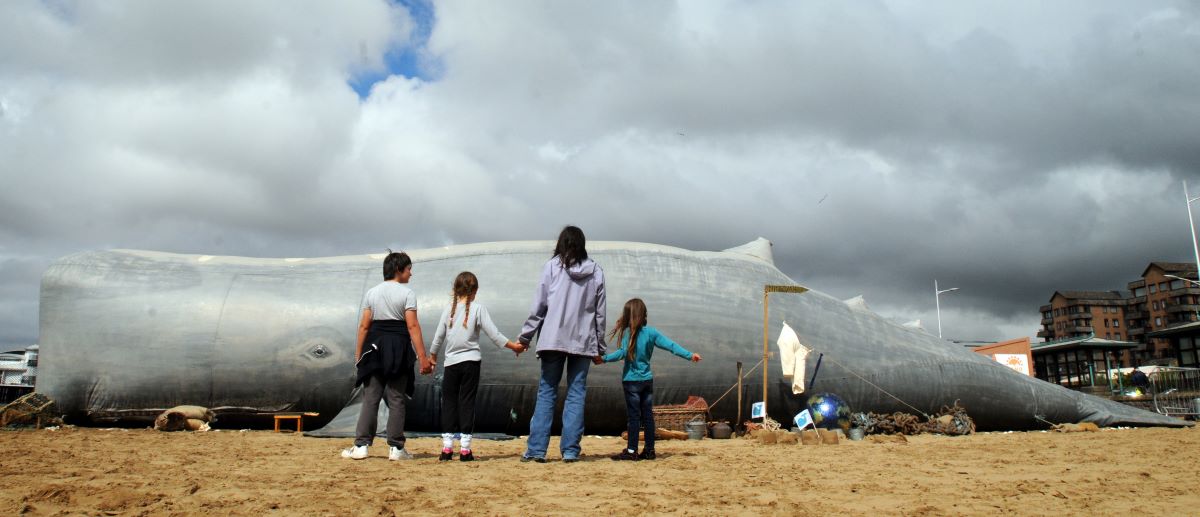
[610,450,639,461]
[521,455,546,463]
[562,457,580,463]
[638,450,656,460]
[459,450,475,462]
[438,449,453,462]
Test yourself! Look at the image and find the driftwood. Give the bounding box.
[620,428,690,441]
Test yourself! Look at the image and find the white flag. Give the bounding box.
[793,409,814,430]
[751,402,765,419]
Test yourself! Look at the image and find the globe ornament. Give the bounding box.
[806,392,852,432]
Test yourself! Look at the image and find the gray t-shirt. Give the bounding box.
[361,281,417,320]
[429,302,509,367]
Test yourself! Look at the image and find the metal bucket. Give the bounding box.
[685,420,706,440]
[1193,398,1200,416]
[848,427,865,441]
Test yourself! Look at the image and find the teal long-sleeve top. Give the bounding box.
[601,326,693,382]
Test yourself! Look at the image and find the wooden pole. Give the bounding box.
[761,284,809,422]
[736,361,743,430]
[762,288,770,417]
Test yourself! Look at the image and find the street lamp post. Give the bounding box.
[1185,181,1200,280]
[935,279,959,339]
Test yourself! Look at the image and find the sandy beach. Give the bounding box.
[1,424,1197,516]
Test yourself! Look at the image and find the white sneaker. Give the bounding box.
[340,445,368,460]
[389,446,413,461]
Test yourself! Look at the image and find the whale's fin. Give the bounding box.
[722,238,774,265]
[844,295,871,312]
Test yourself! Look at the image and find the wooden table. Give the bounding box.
[273,412,320,432]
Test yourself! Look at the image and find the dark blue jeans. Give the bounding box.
[623,380,654,453]
[524,352,591,460]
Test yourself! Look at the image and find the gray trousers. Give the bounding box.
[354,372,408,448]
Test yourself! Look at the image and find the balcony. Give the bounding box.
[1070,325,1094,333]
[1036,329,1054,338]
[1128,327,1146,337]
[1125,310,1146,320]
[1068,313,1093,321]
[1167,304,1200,314]
[26,359,37,367]
[1041,318,1054,325]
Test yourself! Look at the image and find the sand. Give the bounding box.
[1,425,1197,516]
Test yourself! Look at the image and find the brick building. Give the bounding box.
[1037,262,1200,366]
[1037,291,1128,342]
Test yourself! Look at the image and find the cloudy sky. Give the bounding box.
[2,0,1199,349]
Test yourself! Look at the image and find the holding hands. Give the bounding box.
[420,355,435,375]
[691,353,702,363]
[592,355,604,365]
[505,341,526,357]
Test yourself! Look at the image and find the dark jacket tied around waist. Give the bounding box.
[356,319,415,395]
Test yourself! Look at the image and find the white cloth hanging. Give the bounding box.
[777,322,811,395]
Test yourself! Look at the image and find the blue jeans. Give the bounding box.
[525,351,591,460]
[623,380,654,453]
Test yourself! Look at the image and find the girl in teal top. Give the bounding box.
[597,298,701,461]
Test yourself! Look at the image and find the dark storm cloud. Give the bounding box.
[1,0,1199,348]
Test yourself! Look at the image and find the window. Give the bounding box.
[1104,319,1110,328]
[1134,287,1147,297]
[1152,301,1159,310]
[1155,317,1162,327]
[1150,285,1158,294]
[1160,282,1169,291]
[1170,279,1184,290]
[1114,319,1120,328]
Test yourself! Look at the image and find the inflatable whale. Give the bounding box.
[37,239,1187,433]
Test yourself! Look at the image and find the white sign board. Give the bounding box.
[993,353,1031,376]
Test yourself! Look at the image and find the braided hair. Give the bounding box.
[448,271,479,329]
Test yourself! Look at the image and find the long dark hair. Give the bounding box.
[553,225,588,268]
[448,271,479,329]
[608,298,648,362]
[383,250,412,280]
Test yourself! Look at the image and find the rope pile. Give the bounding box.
[853,402,975,436]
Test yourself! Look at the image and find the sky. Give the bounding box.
[2,0,1199,349]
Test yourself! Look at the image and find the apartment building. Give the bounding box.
[1037,262,1199,366]
[1037,291,1128,342]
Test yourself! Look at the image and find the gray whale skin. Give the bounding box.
[38,238,1186,433]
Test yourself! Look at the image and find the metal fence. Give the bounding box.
[1150,367,1200,418]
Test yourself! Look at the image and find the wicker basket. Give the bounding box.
[653,397,709,432]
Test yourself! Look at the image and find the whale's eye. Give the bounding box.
[311,344,329,358]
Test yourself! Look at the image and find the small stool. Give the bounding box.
[273,412,319,432]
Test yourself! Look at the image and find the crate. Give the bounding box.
[652,396,709,432]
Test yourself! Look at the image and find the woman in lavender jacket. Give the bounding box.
[518,226,607,462]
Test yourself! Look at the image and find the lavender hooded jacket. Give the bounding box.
[518,256,607,356]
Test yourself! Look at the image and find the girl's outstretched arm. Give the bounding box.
[651,328,697,361]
